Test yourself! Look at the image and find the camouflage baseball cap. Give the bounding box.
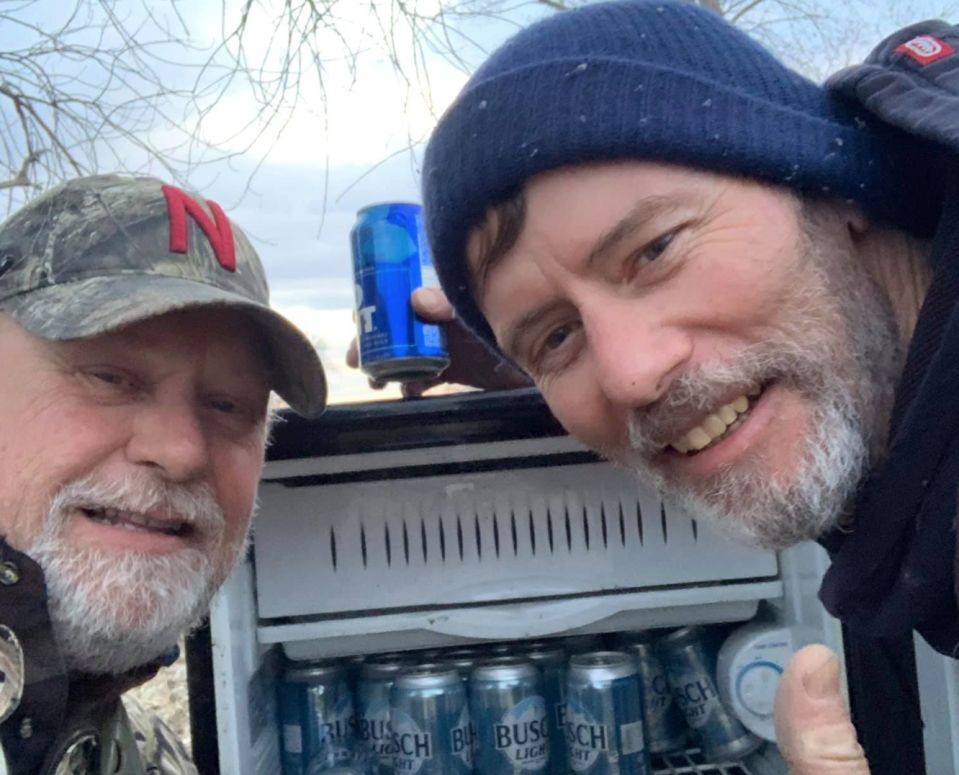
[0,174,326,416]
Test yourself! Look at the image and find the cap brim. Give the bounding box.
[1,275,327,417]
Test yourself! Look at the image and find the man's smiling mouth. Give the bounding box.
[79,506,191,537]
[668,385,765,455]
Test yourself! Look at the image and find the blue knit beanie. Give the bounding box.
[423,0,931,353]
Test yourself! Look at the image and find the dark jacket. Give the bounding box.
[819,19,959,658]
[0,539,197,774]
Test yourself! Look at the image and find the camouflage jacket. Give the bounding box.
[0,538,198,775]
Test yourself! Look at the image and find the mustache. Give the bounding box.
[47,471,225,535]
[627,338,825,456]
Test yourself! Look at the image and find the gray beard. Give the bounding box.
[26,472,245,675]
[625,204,902,549]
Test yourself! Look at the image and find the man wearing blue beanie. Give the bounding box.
[378,0,959,771]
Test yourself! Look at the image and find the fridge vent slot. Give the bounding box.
[255,461,778,620]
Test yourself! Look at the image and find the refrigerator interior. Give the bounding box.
[199,392,951,775]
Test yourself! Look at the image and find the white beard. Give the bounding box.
[625,204,901,550]
[26,471,246,675]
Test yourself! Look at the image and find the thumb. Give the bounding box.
[412,286,456,322]
[775,645,870,775]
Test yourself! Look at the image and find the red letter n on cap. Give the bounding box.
[161,184,237,272]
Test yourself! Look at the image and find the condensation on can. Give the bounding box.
[657,627,763,762]
[619,633,689,754]
[565,651,650,775]
[390,666,473,775]
[471,657,551,775]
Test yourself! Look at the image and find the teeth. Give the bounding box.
[83,507,183,535]
[718,405,737,425]
[668,390,760,454]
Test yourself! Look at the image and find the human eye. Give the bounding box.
[81,366,134,391]
[622,230,678,284]
[529,320,583,374]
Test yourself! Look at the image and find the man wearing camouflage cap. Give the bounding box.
[0,173,326,773]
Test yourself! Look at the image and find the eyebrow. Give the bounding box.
[500,191,692,360]
[585,192,690,270]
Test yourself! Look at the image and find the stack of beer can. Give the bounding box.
[279,626,764,775]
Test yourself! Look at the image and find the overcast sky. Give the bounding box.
[8,0,956,403]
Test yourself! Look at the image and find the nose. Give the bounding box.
[125,397,210,483]
[583,298,692,408]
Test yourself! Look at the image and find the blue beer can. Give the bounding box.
[390,666,474,775]
[657,627,762,762]
[471,657,550,775]
[350,202,449,382]
[280,661,356,775]
[565,652,650,775]
[619,633,689,754]
[356,659,409,775]
[522,646,569,775]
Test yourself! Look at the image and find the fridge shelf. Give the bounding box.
[652,747,764,774]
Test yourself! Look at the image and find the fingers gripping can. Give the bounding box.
[565,652,650,775]
[390,666,474,775]
[619,634,688,754]
[522,646,569,775]
[350,202,449,383]
[657,627,762,762]
[280,661,356,775]
[356,659,408,775]
[471,657,551,775]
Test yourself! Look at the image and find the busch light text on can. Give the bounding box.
[657,627,762,762]
[350,202,449,383]
[390,666,474,775]
[471,657,551,775]
[523,646,569,775]
[565,651,650,775]
[356,659,408,775]
[619,633,689,754]
[280,661,356,775]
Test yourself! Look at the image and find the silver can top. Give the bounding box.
[285,659,345,683]
[657,626,708,651]
[394,665,462,691]
[568,651,638,682]
[524,647,567,667]
[356,201,421,217]
[472,656,538,682]
[361,659,411,680]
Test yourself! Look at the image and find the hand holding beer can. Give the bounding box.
[350,202,449,383]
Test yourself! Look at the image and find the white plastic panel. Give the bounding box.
[209,559,282,775]
[255,461,779,621]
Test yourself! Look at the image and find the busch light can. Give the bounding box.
[391,666,474,775]
[523,646,569,775]
[351,202,449,382]
[280,661,356,775]
[619,633,688,754]
[565,652,650,775]
[471,657,550,775]
[657,627,762,762]
[356,659,408,775]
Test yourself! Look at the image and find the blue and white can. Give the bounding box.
[619,633,689,754]
[280,661,356,775]
[522,646,569,775]
[390,666,474,775]
[350,202,449,383]
[471,657,550,775]
[657,627,763,762]
[356,659,408,775]
[565,652,650,775]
